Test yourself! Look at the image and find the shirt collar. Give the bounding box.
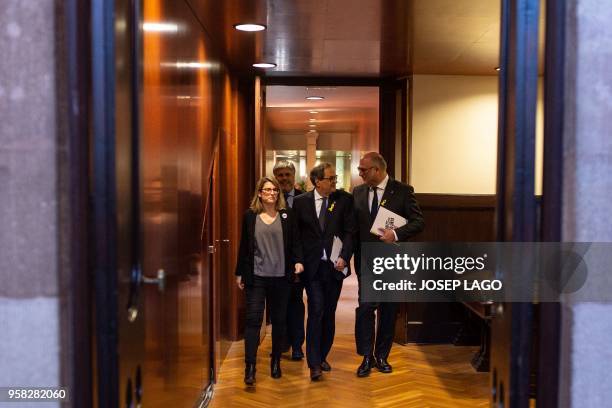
[314,188,327,201]
[285,188,295,197]
[374,174,389,191]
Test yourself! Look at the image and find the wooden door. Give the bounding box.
[490,0,541,406]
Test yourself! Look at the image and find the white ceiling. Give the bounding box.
[266,86,379,134]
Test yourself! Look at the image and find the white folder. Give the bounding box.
[370,206,407,236]
[330,236,349,276]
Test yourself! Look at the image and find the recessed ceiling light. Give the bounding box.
[309,118,317,122]
[163,61,214,69]
[306,96,324,100]
[252,62,277,68]
[233,23,266,32]
[309,111,319,114]
[495,66,501,71]
[143,22,178,32]
[309,124,317,127]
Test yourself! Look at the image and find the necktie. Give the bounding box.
[370,187,379,221]
[319,197,327,231]
[284,192,290,207]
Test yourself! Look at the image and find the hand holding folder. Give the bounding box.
[369,206,407,236]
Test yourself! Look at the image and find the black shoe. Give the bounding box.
[357,355,374,377]
[244,363,256,385]
[291,347,304,361]
[320,360,331,372]
[310,367,323,381]
[375,357,392,373]
[271,357,282,379]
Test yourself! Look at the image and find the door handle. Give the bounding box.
[127,267,165,323]
[142,269,165,292]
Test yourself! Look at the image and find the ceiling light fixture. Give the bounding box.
[163,61,214,69]
[233,23,266,32]
[309,111,319,114]
[309,118,317,122]
[252,62,277,68]
[306,96,324,100]
[495,66,501,71]
[143,22,179,32]
[309,124,317,127]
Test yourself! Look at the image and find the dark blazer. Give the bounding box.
[292,189,355,281]
[286,187,303,208]
[234,208,304,285]
[353,178,424,273]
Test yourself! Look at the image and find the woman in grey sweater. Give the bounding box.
[235,177,304,385]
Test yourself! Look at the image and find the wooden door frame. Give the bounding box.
[492,0,566,406]
[492,0,540,405]
[537,0,567,405]
[90,0,120,405]
[56,0,93,406]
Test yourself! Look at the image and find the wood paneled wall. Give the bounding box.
[416,194,496,242]
[395,194,496,344]
[140,1,254,399]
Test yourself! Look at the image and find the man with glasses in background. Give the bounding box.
[293,162,355,380]
[352,152,424,377]
[272,161,306,361]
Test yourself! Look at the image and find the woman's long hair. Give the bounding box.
[249,177,286,213]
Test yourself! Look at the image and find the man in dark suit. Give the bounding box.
[273,160,305,360]
[352,152,424,377]
[293,163,355,380]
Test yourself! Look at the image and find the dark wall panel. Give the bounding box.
[395,194,496,344]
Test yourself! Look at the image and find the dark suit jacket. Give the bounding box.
[287,187,303,208]
[293,189,355,281]
[353,178,425,274]
[234,208,304,285]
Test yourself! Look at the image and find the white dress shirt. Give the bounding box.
[368,174,398,241]
[368,174,389,211]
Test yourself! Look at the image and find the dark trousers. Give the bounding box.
[305,261,343,368]
[244,275,290,364]
[355,273,398,359]
[286,280,305,351]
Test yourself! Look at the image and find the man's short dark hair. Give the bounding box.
[310,162,333,185]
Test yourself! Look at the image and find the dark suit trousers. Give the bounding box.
[305,261,343,368]
[355,274,398,359]
[286,280,305,350]
[244,276,290,364]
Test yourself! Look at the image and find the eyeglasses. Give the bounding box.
[320,175,338,182]
[357,166,376,174]
[260,188,280,194]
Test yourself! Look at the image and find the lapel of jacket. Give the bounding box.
[248,210,257,254]
[356,184,369,214]
[323,191,335,232]
[279,209,289,252]
[306,191,320,230]
[380,178,396,209]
